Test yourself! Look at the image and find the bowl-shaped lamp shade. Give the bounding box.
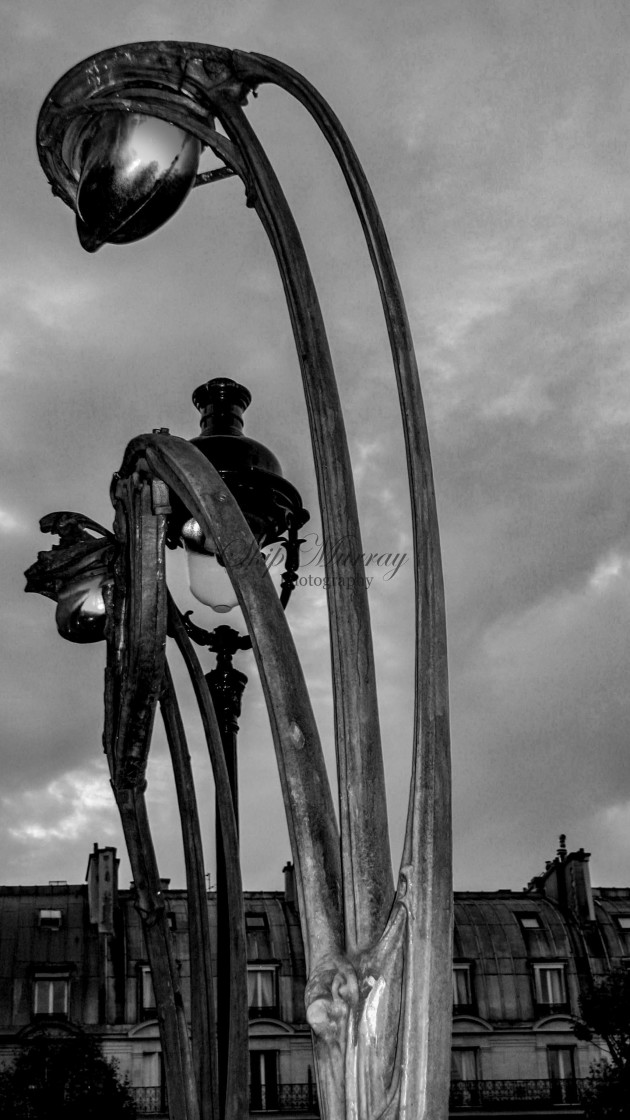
[181,517,238,614]
[54,572,111,643]
[75,111,201,251]
[185,546,239,614]
[182,523,286,615]
[170,379,309,617]
[187,379,308,546]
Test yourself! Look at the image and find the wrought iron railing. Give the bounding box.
[249,1003,280,1019]
[250,1082,319,1112]
[128,1085,165,1114]
[130,1077,586,1114]
[279,1083,319,1111]
[129,1081,318,1114]
[450,1078,586,1109]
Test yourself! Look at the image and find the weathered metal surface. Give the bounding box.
[228,54,453,1118]
[160,663,219,1120]
[34,40,453,1120]
[139,434,344,958]
[37,52,394,961]
[24,512,116,642]
[115,784,200,1120]
[214,99,394,963]
[24,512,115,599]
[106,471,169,788]
[167,598,249,1120]
[36,42,244,213]
[136,431,446,1120]
[23,497,200,1120]
[206,658,246,1114]
[106,466,200,1120]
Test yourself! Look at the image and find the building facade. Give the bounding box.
[0,838,625,1117]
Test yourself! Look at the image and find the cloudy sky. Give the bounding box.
[2,0,630,899]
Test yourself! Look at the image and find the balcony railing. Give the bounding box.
[450,1078,585,1109]
[130,1078,586,1115]
[128,1085,165,1114]
[249,1003,280,1019]
[129,1082,318,1114]
[250,1082,319,1112]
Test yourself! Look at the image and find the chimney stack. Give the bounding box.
[283,861,296,908]
[526,836,594,924]
[86,844,119,934]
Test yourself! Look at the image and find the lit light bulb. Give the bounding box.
[182,518,238,614]
[185,545,239,614]
[181,521,287,615]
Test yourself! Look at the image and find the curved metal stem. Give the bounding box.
[209,96,394,956]
[160,662,219,1120]
[167,597,249,1120]
[237,47,451,881]
[231,54,453,1116]
[34,41,453,1117]
[129,432,344,968]
[104,470,200,1120]
[114,784,201,1120]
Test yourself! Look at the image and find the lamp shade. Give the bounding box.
[169,379,309,619]
[180,516,238,613]
[54,571,111,643]
[74,111,201,251]
[182,530,285,616]
[188,378,307,547]
[185,546,239,614]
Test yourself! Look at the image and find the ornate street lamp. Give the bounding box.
[174,373,308,1105]
[29,41,452,1120]
[25,373,308,1120]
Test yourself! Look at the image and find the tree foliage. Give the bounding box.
[575,964,630,1120]
[579,1061,630,1120]
[0,1033,137,1119]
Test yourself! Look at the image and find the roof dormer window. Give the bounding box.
[516,912,542,931]
[533,963,568,1013]
[452,963,474,1012]
[38,909,62,930]
[247,964,278,1018]
[33,973,69,1016]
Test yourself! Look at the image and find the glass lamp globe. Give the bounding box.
[185,550,239,615]
[73,110,201,251]
[182,529,286,615]
[181,518,238,615]
[54,572,110,643]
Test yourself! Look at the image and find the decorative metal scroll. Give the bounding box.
[33,40,453,1120]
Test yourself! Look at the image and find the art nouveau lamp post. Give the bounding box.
[28,41,453,1120]
[174,373,308,1105]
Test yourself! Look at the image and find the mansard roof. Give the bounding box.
[591,886,630,964]
[453,891,579,1024]
[454,891,574,960]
